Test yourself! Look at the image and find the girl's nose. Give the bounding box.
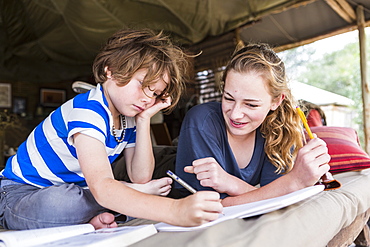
[230,104,244,119]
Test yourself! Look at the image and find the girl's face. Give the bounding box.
[222,70,281,139]
[104,68,169,118]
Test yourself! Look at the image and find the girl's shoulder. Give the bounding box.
[187,101,222,117]
[184,102,224,130]
[255,127,266,145]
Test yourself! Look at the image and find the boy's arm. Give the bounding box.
[125,96,173,183]
[74,133,223,226]
[124,116,154,183]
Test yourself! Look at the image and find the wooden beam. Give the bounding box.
[337,0,357,19]
[357,5,370,154]
[354,224,370,246]
[327,208,370,247]
[274,20,370,52]
[325,0,356,23]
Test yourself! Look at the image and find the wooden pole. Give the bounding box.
[357,5,370,154]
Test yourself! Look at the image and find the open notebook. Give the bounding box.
[156,184,325,232]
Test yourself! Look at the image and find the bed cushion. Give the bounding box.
[310,126,370,174]
[126,169,370,247]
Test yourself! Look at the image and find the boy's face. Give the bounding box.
[104,68,169,118]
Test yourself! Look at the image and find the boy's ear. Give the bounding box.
[104,66,112,79]
[271,94,285,111]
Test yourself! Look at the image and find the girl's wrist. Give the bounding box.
[284,173,307,191]
[223,176,252,196]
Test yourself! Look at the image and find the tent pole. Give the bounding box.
[357,5,369,154]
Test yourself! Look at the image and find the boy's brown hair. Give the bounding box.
[92,29,189,112]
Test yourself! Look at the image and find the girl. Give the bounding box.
[175,43,330,206]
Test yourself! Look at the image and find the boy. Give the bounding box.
[0,29,222,230]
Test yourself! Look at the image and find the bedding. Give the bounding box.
[125,169,370,247]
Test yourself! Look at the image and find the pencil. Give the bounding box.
[296,106,314,139]
[166,170,197,194]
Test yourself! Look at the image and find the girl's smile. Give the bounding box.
[222,70,281,139]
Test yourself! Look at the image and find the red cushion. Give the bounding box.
[308,126,370,174]
[307,109,324,127]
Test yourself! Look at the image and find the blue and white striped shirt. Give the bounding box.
[2,84,136,188]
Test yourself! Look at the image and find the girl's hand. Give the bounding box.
[289,137,331,188]
[184,157,254,195]
[171,191,223,226]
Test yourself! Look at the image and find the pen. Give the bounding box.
[296,106,341,190]
[166,170,197,194]
[296,106,314,139]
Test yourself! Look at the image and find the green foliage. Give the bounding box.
[279,34,370,146]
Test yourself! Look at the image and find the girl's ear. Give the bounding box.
[271,94,285,111]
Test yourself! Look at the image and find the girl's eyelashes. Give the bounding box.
[224,95,259,108]
[223,96,234,101]
[246,103,259,108]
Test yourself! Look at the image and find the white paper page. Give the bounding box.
[38,224,157,247]
[156,185,325,232]
[0,224,94,247]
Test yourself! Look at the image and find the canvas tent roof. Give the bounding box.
[1,0,370,151]
[1,0,370,83]
[290,81,355,106]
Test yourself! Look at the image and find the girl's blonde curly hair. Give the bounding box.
[221,43,303,173]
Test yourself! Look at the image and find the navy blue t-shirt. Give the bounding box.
[175,102,282,198]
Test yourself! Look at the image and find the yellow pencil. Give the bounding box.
[296,106,314,139]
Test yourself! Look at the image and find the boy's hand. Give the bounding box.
[171,191,223,227]
[121,177,172,196]
[137,94,171,120]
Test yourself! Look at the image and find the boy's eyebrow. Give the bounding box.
[224,90,262,102]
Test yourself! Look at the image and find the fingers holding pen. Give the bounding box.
[304,137,331,165]
[175,191,223,226]
[292,137,331,186]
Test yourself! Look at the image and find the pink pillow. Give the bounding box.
[309,126,370,174]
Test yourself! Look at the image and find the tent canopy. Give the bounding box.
[1,0,370,83]
[290,81,355,106]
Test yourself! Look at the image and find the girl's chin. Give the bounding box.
[227,126,255,136]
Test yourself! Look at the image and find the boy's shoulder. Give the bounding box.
[72,86,107,110]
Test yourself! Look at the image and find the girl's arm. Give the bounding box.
[74,133,223,226]
[221,137,331,206]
